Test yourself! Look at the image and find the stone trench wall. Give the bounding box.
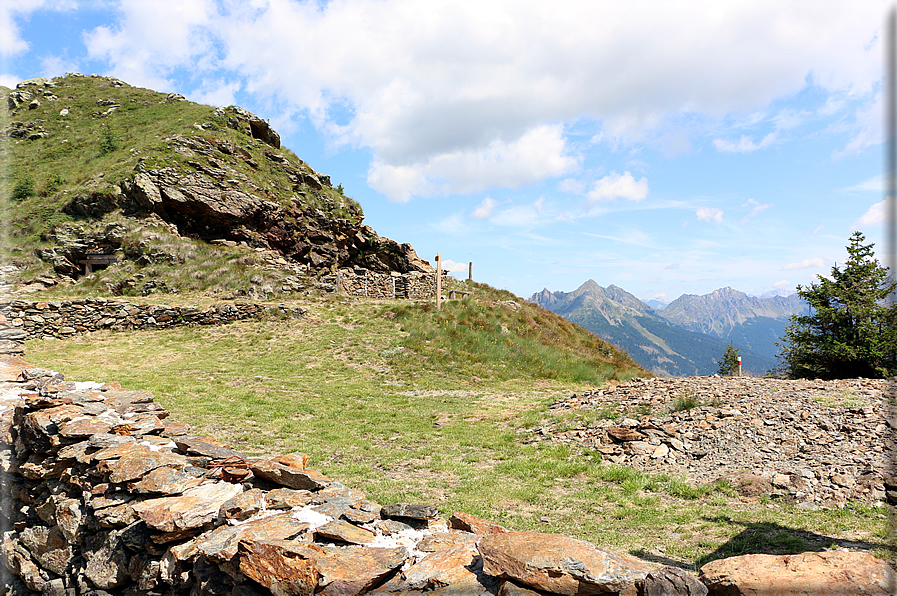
[0,300,306,346]
[0,367,894,595]
[323,269,444,300]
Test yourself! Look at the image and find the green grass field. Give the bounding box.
[25,290,893,569]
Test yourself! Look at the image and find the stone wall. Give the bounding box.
[322,269,445,300]
[0,299,306,344]
[0,358,893,596]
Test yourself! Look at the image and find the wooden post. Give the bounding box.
[435,253,442,310]
[468,261,472,282]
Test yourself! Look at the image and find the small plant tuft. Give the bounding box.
[12,176,35,201]
[99,125,118,155]
[672,392,700,412]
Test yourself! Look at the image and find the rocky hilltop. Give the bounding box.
[2,74,431,290]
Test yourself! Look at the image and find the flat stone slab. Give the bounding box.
[132,481,242,532]
[132,466,203,495]
[479,531,655,595]
[250,459,331,490]
[239,539,407,596]
[381,503,439,521]
[700,551,895,596]
[174,437,247,460]
[370,543,497,595]
[315,519,376,545]
[195,512,309,561]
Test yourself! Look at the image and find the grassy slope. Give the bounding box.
[1,74,357,271]
[25,287,890,568]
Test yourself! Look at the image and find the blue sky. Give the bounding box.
[2,1,889,303]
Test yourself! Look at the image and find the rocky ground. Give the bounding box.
[524,375,895,509]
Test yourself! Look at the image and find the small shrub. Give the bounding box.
[672,393,700,412]
[12,176,35,201]
[41,173,65,197]
[99,126,118,155]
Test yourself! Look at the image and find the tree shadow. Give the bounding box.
[693,515,895,568]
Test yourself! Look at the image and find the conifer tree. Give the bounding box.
[717,343,740,376]
[778,232,897,379]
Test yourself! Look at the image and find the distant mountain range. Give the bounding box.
[529,282,805,377]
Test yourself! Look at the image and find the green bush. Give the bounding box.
[99,126,118,155]
[12,176,35,201]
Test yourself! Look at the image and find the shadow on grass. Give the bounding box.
[693,515,895,567]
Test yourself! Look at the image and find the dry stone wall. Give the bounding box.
[0,299,306,346]
[323,269,445,300]
[0,357,893,596]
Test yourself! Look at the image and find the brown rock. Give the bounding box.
[266,487,315,509]
[479,531,654,595]
[83,530,131,590]
[381,502,439,520]
[450,511,507,535]
[315,519,376,545]
[250,459,332,490]
[219,487,265,520]
[132,465,203,495]
[499,581,546,596]
[195,512,309,561]
[240,539,407,596]
[132,481,243,532]
[20,525,73,575]
[370,543,496,595]
[58,416,116,437]
[416,531,479,552]
[608,427,646,442]
[174,437,247,460]
[699,551,895,596]
[99,445,189,483]
[638,566,707,596]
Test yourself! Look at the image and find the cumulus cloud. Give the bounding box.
[783,257,826,270]
[368,124,577,201]
[665,263,680,270]
[440,259,470,273]
[853,200,884,229]
[774,280,791,287]
[56,0,884,200]
[586,171,648,205]
[713,131,778,153]
[471,197,498,219]
[696,207,724,223]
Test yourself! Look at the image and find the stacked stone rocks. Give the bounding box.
[526,376,895,508]
[325,269,444,300]
[0,299,306,345]
[0,361,893,595]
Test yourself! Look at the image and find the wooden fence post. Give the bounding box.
[468,261,472,282]
[435,254,442,310]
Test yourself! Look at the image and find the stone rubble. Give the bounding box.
[525,375,896,509]
[0,357,892,595]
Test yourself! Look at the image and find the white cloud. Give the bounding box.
[774,280,791,287]
[813,224,825,234]
[853,200,885,229]
[783,257,826,271]
[15,0,879,200]
[713,131,778,153]
[1,0,77,59]
[471,197,498,219]
[740,198,771,223]
[368,124,577,201]
[586,171,648,205]
[0,72,19,88]
[696,207,724,223]
[490,199,548,228]
[833,93,881,158]
[558,178,586,194]
[83,0,218,92]
[440,259,470,273]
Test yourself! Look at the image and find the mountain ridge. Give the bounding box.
[530,280,793,376]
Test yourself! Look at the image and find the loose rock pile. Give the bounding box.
[526,376,896,508]
[0,360,894,595]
